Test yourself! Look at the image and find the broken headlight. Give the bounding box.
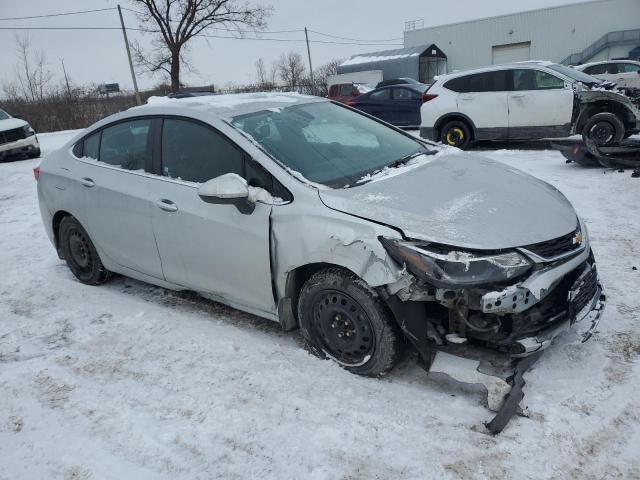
[380,237,532,288]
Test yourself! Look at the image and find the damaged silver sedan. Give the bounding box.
[37,93,605,427]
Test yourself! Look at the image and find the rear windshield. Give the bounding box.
[231,102,429,188]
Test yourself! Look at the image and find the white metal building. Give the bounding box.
[405,0,640,70]
[339,0,640,84]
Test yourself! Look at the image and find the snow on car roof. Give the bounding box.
[137,92,325,117]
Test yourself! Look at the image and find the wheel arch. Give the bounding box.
[52,210,73,252]
[433,112,477,141]
[278,262,360,331]
[575,100,635,133]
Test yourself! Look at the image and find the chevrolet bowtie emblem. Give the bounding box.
[573,232,583,245]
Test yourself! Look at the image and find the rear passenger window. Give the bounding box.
[369,89,390,100]
[99,120,152,170]
[161,118,244,183]
[444,76,470,93]
[584,64,606,75]
[83,131,101,160]
[445,71,507,93]
[616,63,638,73]
[393,88,420,100]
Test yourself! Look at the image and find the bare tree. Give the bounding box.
[255,57,267,86]
[130,0,272,92]
[277,52,305,89]
[12,34,53,101]
[314,58,343,96]
[268,59,279,85]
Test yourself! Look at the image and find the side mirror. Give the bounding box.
[198,173,254,214]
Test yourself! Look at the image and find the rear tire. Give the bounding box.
[28,148,41,159]
[59,216,111,285]
[297,268,403,377]
[582,112,624,146]
[440,120,472,149]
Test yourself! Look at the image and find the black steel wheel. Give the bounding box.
[582,112,624,146]
[59,216,111,285]
[297,268,403,376]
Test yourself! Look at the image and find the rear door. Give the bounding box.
[354,89,393,122]
[147,117,275,315]
[507,68,574,137]
[391,87,423,127]
[72,119,164,279]
[453,71,509,137]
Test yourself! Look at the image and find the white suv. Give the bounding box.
[420,61,640,149]
[575,60,640,91]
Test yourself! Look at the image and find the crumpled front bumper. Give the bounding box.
[509,280,606,357]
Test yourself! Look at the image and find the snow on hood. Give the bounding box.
[319,154,578,250]
[0,118,28,132]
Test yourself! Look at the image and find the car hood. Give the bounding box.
[0,118,28,132]
[318,154,578,250]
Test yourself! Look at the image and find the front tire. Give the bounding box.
[59,216,111,285]
[440,120,472,149]
[297,268,402,376]
[582,112,624,146]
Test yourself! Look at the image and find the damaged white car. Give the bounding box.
[36,93,605,430]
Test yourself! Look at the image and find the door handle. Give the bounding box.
[511,94,525,98]
[156,199,178,212]
[80,177,95,188]
[460,95,474,100]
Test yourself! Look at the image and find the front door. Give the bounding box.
[508,69,574,138]
[73,119,164,279]
[148,117,275,315]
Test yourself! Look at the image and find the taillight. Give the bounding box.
[346,99,356,106]
[33,166,40,180]
[422,93,438,103]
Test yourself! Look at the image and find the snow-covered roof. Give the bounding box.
[339,45,428,68]
[137,92,325,117]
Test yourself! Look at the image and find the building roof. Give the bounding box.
[339,45,429,68]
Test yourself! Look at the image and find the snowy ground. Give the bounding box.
[1,131,639,479]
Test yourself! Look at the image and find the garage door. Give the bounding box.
[492,42,531,64]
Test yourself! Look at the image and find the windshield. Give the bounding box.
[547,64,602,85]
[0,109,10,120]
[231,102,429,188]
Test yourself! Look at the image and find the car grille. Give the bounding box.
[522,228,581,259]
[0,127,26,146]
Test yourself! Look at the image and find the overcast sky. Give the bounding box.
[0,0,587,91]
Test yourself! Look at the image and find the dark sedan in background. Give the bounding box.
[347,83,430,128]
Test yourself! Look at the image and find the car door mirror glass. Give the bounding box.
[198,173,249,199]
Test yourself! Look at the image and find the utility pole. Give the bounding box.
[60,58,72,97]
[118,4,142,105]
[304,27,315,95]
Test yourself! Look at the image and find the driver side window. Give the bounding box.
[161,118,244,183]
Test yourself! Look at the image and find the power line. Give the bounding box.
[308,29,402,42]
[0,26,403,46]
[0,7,116,22]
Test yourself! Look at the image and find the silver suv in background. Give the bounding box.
[37,93,605,380]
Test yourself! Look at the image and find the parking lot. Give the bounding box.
[0,131,638,479]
